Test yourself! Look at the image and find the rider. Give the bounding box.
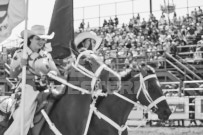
[74,31,103,53]
[56,31,104,77]
[4,25,60,135]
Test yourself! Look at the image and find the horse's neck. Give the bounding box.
[119,69,140,104]
[119,68,133,81]
[107,93,135,126]
[99,77,139,126]
[111,73,140,125]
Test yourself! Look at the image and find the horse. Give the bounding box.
[87,63,172,135]
[38,48,121,135]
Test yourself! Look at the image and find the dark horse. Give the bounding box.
[0,49,121,135]
[38,49,121,135]
[87,64,172,135]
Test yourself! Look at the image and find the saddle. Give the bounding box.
[30,84,66,135]
[29,91,54,135]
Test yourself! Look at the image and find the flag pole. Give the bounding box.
[21,0,29,134]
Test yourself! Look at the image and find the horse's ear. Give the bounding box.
[147,62,157,69]
[69,40,79,58]
[137,63,146,74]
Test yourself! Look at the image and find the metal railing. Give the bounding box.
[73,0,203,29]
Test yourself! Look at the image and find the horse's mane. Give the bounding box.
[119,68,139,81]
[96,68,139,107]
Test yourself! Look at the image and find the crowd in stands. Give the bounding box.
[78,6,203,70]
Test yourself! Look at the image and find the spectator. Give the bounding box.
[109,17,114,26]
[171,39,179,57]
[74,6,203,73]
[173,12,178,25]
[79,19,85,32]
[114,16,119,26]
[159,13,167,25]
[103,19,108,27]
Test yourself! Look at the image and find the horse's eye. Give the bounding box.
[89,61,93,66]
[85,58,92,65]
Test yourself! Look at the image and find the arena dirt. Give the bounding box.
[128,127,203,135]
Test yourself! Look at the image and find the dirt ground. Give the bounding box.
[128,127,203,135]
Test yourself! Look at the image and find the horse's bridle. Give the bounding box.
[135,73,166,112]
[72,50,121,93]
[112,72,166,113]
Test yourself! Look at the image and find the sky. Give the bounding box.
[4,0,203,42]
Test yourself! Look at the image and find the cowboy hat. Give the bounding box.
[20,25,54,39]
[74,32,102,52]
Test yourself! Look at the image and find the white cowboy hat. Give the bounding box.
[20,25,55,40]
[74,32,102,52]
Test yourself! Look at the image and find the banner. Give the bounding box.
[48,0,74,59]
[0,0,25,43]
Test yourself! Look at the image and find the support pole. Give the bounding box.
[187,0,189,15]
[115,2,117,16]
[167,0,170,25]
[132,0,134,17]
[150,0,152,14]
[99,5,100,27]
[83,7,85,21]
[21,0,29,134]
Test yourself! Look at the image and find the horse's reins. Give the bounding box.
[136,73,166,111]
[46,50,121,135]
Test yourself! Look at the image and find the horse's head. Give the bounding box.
[136,63,171,120]
[70,43,121,94]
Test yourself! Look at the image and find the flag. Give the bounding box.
[0,0,26,43]
[48,0,74,59]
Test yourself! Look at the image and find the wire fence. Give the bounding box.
[73,0,203,30]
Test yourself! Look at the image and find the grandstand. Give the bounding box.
[75,0,203,126]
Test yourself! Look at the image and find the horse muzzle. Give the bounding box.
[157,107,172,121]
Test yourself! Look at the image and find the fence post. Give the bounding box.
[150,0,152,14]
[132,0,134,17]
[115,2,117,17]
[83,7,85,21]
[99,5,101,27]
[187,0,189,15]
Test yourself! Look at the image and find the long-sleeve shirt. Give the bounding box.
[10,47,60,79]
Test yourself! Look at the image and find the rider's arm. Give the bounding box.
[46,53,61,76]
